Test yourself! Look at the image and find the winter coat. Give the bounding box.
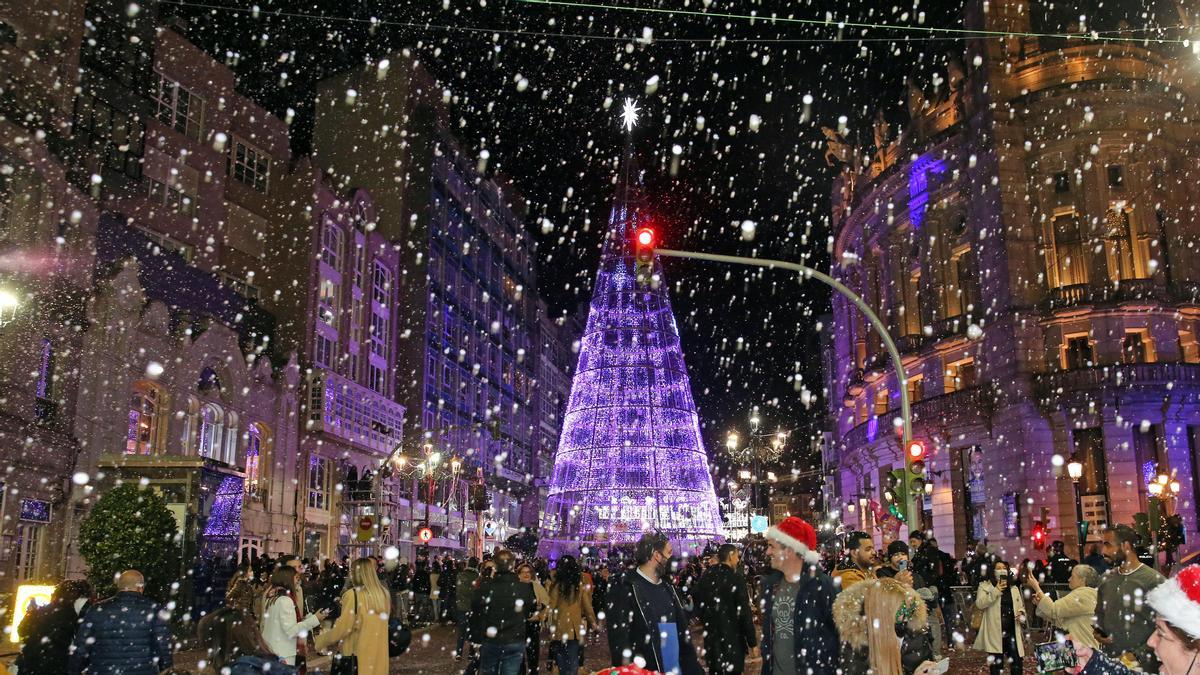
[314,588,391,675]
[1079,649,1140,675]
[16,599,84,675]
[413,568,432,595]
[67,591,173,675]
[759,567,840,675]
[832,564,874,592]
[546,583,597,642]
[261,593,319,664]
[468,572,536,645]
[833,577,932,675]
[694,563,758,675]
[456,566,481,612]
[606,569,704,675]
[972,581,1026,657]
[1034,587,1098,649]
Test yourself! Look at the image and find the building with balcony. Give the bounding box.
[824,0,1200,561]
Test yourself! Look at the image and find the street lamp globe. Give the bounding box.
[726,433,739,451]
[0,290,19,327]
[1169,479,1181,495]
[450,457,462,474]
[1066,457,1083,482]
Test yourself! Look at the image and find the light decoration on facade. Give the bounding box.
[203,475,245,539]
[539,178,724,557]
[907,154,948,231]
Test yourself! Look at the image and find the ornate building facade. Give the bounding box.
[824,0,1200,561]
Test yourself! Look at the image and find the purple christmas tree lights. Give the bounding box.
[540,193,724,557]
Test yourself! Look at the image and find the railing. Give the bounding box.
[1046,278,1167,309]
[1034,362,1200,398]
[841,384,994,449]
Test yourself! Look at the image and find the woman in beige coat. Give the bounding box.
[544,556,597,675]
[973,560,1026,675]
[316,558,391,675]
[1025,563,1100,649]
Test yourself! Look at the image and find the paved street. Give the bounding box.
[401,622,1036,675]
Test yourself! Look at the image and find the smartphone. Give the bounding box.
[898,559,909,571]
[1035,639,1078,673]
[931,658,949,674]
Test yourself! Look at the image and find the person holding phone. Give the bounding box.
[974,560,1026,675]
[1027,564,1100,649]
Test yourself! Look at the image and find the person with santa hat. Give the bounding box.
[759,516,840,675]
[1069,564,1200,675]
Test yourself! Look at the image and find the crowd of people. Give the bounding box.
[8,516,1200,675]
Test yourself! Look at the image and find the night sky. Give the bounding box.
[163,0,971,475]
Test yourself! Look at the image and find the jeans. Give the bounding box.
[480,642,525,675]
[552,640,582,675]
[520,621,540,675]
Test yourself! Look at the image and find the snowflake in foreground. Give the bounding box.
[621,97,640,132]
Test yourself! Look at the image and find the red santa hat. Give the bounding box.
[766,516,821,564]
[1147,564,1200,641]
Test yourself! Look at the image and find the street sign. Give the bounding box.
[356,515,375,542]
[483,520,498,538]
[417,527,434,543]
[750,515,769,534]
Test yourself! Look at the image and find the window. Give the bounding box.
[1180,330,1200,364]
[133,224,194,262]
[153,73,204,141]
[1103,207,1153,282]
[308,456,331,510]
[197,404,223,459]
[950,247,980,317]
[14,523,42,582]
[899,269,922,337]
[353,244,365,288]
[34,338,54,420]
[314,333,335,369]
[245,425,263,498]
[126,382,162,455]
[370,311,388,356]
[1073,428,1110,528]
[1064,334,1094,370]
[1047,211,1090,287]
[960,446,987,544]
[146,177,196,216]
[944,358,976,392]
[229,138,270,192]
[368,363,386,394]
[874,387,889,416]
[1107,164,1124,188]
[906,376,924,404]
[1123,330,1154,364]
[318,278,339,325]
[1054,172,1071,194]
[373,262,391,306]
[321,223,343,269]
[72,94,145,180]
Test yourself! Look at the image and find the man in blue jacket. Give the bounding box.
[68,570,173,675]
[760,517,839,675]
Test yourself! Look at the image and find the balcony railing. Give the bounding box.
[1034,362,1200,398]
[841,384,995,449]
[1045,279,1167,309]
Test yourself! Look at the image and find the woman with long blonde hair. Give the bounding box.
[315,557,391,675]
[834,576,939,675]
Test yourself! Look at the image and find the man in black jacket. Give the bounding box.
[607,532,703,674]
[695,543,758,675]
[68,570,173,675]
[760,517,839,675]
[469,549,535,675]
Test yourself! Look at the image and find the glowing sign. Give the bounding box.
[417,527,433,543]
[10,584,54,643]
[750,515,769,534]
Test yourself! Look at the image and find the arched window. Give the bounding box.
[245,424,264,497]
[322,221,343,269]
[197,404,223,459]
[126,382,164,455]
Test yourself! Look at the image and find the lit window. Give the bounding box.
[321,223,343,269]
[1123,330,1154,364]
[245,425,263,498]
[1047,211,1090,288]
[153,73,204,141]
[309,456,331,510]
[370,311,387,356]
[874,388,889,416]
[1064,335,1094,370]
[314,333,335,369]
[906,376,924,403]
[368,364,386,394]
[229,138,270,192]
[126,382,162,455]
[373,262,391,306]
[318,278,339,325]
[944,358,976,392]
[198,404,223,459]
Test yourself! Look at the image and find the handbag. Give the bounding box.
[969,604,983,630]
[330,589,361,675]
[388,616,412,657]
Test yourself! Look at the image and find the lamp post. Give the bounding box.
[0,290,20,327]
[1066,456,1085,559]
[726,413,787,520]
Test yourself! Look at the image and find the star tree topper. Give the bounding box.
[621,97,640,131]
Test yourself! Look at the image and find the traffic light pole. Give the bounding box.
[653,248,920,534]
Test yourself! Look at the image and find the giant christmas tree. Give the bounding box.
[540,101,724,557]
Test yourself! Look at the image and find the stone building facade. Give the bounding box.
[824,0,1200,561]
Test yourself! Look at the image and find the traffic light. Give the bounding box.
[885,468,907,521]
[633,226,656,288]
[906,439,927,475]
[1032,521,1047,550]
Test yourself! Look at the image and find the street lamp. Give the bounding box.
[1066,456,1085,559]
[0,290,19,327]
[726,433,739,452]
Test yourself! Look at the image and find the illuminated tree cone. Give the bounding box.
[539,200,724,558]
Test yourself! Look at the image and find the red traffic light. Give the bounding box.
[906,440,927,462]
[635,227,656,249]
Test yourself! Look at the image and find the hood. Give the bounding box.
[833,577,928,648]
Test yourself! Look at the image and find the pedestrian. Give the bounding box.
[16,579,92,675]
[694,543,758,675]
[1082,543,1109,576]
[67,570,173,675]
[456,556,482,660]
[315,557,391,675]
[196,592,289,674]
[277,555,308,614]
[606,531,703,674]
[760,516,840,674]
[1068,564,1200,674]
[469,549,537,675]
[441,557,460,624]
[392,560,412,621]
[925,537,958,644]
[518,561,550,675]
[832,531,877,591]
[1046,541,1077,585]
[973,559,1026,675]
[1095,524,1166,670]
[1026,564,1099,649]
[833,576,939,675]
[546,555,598,675]
[413,557,434,625]
[262,566,326,670]
[876,541,941,656]
[592,566,610,620]
[431,558,443,624]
